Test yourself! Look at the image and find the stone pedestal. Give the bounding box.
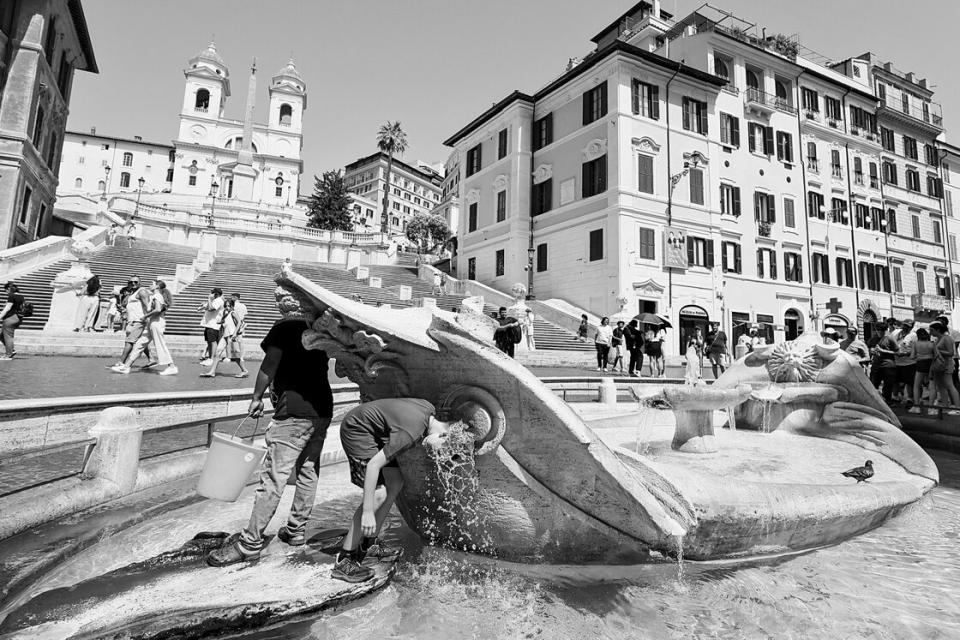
[355,265,370,280]
[599,378,618,405]
[82,406,142,492]
[44,261,93,332]
[199,230,218,257]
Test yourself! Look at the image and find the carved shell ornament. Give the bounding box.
[438,385,506,455]
[765,340,823,383]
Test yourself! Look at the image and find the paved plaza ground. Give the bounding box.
[0,355,692,400]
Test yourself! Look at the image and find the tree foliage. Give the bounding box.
[405,212,450,253]
[306,170,354,231]
[376,121,408,232]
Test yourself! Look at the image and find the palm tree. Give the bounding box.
[376,121,408,233]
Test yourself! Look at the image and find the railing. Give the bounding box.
[195,106,208,113]
[806,158,820,173]
[803,109,820,123]
[744,87,797,115]
[757,221,773,237]
[880,98,944,130]
[831,165,843,180]
[911,293,950,311]
[721,84,739,96]
[854,173,864,186]
[0,225,107,280]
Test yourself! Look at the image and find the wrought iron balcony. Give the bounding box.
[744,87,797,116]
[757,221,772,237]
[879,98,944,133]
[911,293,950,311]
[831,165,843,180]
[806,158,819,173]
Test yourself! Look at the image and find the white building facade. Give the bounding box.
[343,152,443,235]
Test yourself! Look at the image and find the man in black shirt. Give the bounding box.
[493,306,520,357]
[209,286,333,567]
[0,282,25,360]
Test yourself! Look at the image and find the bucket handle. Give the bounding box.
[231,414,263,441]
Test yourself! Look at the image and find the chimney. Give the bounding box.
[652,0,662,18]
[90,126,96,135]
[134,135,142,142]
[883,62,893,72]
[919,78,928,89]
[905,72,915,84]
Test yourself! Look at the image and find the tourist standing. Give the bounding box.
[893,319,917,406]
[684,331,703,384]
[232,293,248,362]
[842,328,870,368]
[432,272,443,296]
[577,314,589,342]
[624,319,644,377]
[935,315,960,394]
[75,274,101,332]
[110,278,151,371]
[610,320,626,373]
[107,223,119,247]
[439,273,448,295]
[202,298,248,378]
[645,326,665,378]
[928,322,960,415]
[705,322,728,379]
[907,328,935,414]
[0,282,25,360]
[198,288,224,365]
[871,322,900,404]
[520,308,536,351]
[594,317,613,372]
[124,221,136,248]
[493,306,520,358]
[207,286,334,567]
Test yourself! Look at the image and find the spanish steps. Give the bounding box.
[11,240,593,352]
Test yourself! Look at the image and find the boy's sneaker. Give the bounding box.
[110,364,131,374]
[276,525,305,547]
[206,534,260,567]
[159,365,179,376]
[331,555,374,583]
[928,408,940,416]
[908,407,922,414]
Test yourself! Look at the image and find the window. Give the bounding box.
[892,266,903,292]
[582,155,607,198]
[720,184,741,216]
[682,97,708,135]
[18,186,32,226]
[275,186,283,197]
[122,152,133,167]
[497,129,508,160]
[638,228,655,260]
[632,80,660,120]
[466,144,482,176]
[689,168,704,205]
[776,131,793,163]
[754,192,775,224]
[870,207,884,231]
[806,141,819,172]
[944,163,951,184]
[927,175,943,198]
[830,197,849,224]
[168,149,176,162]
[392,201,400,210]
[120,172,130,188]
[719,113,740,147]
[532,179,552,216]
[392,216,400,226]
[947,190,954,217]
[807,191,825,219]
[97,180,105,191]
[35,203,46,238]
[45,133,58,168]
[853,157,863,185]
[784,198,796,228]
[74,177,82,188]
[912,214,921,239]
[881,127,895,151]
[836,258,854,287]
[937,274,950,298]
[637,154,654,194]
[924,143,938,167]
[721,241,741,274]
[906,168,921,192]
[78,156,85,164]
[496,190,506,222]
[916,270,925,294]
[32,106,44,148]
[713,56,730,80]
[854,203,870,229]
[757,248,777,279]
[746,68,761,89]
[748,123,773,155]
[582,83,607,125]
[934,221,943,245]
[886,208,898,234]
[903,136,918,160]
[812,253,830,284]
[589,229,604,261]
[467,257,476,280]
[849,105,876,133]
[195,88,210,111]
[536,243,548,272]
[824,96,842,121]
[686,236,714,268]
[533,113,553,150]
[43,16,56,63]
[495,250,505,277]
[784,252,803,282]
[869,162,879,188]
[831,150,842,179]
[882,161,897,185]
[801,87,819,112]
[468,203,477,231]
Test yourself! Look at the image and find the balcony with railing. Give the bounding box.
[911,293,950,312]
[879,97,944,132]
[806,158,820,173]
[744,87,797,116]
[831,165,843,180]
[757,221,772,237]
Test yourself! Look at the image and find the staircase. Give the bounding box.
[11,240,592,352]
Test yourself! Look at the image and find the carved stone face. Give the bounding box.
[765,341,823,383]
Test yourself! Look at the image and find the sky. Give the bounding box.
[69,0,960,193]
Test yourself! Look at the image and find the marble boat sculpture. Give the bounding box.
[278,265,938,562]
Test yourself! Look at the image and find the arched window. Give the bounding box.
[713,57,729,80]
[97,180,105,191]
[392,216,399,226]
[120,172,131,188]
[775,80,789,100]
[122,152,133,166]
[224,136,257,152]
[279,104,292,125]
[75,177,83,188]
[195,88,210,111]
[746,69,760,90]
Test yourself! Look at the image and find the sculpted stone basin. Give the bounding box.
[276,265,939,562]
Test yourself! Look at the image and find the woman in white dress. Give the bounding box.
[522,309,536,351]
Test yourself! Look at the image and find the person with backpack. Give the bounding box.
[0,282,29,360]
[201,298,249,378]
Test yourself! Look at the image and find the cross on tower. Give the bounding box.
[825,297,843,314]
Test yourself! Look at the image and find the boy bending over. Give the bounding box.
[332,398,454,582]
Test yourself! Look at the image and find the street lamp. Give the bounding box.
[208,179,219,229]
[526,246,536,300]
[133,176,145,219]
[101,165,111,200]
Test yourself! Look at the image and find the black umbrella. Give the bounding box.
[633,312,672,329]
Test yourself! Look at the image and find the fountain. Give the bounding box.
[273,265,937,562]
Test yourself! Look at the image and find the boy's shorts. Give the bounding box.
[347,453,399,488]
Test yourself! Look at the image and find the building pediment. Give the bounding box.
[632,278,665,296]
[582,138,608,162]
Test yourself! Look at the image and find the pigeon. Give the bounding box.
[841,460,874,483]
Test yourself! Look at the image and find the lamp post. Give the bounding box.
[134,176,145,219]
[526,246,536,300]
[208,179,219,229]
[102,165,111,200]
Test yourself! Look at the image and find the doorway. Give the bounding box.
[862,310,879,345]
[638,300,658,314]
[784,309,803,341]
[678,305,709,354]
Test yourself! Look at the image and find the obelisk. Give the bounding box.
[231,58,259,201]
